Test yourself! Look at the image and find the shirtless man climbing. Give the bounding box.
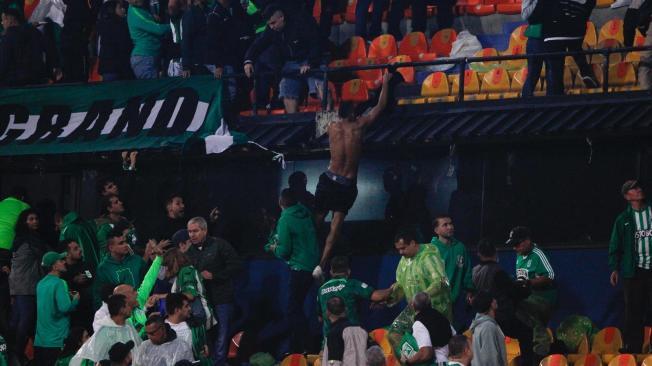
[313,72,392,279]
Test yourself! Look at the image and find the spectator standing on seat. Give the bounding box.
[446,335,473,366]
[542,0,597,95]
[127,0,171,78]
[636,0,652,88]
[180,0,210,77]
[401,292,453,365]
[470,290,507,366]
[521,0,547,97]
[243,4,322,113]
[60,0,92,82]
[34,251,80,366]
[97,0,134,81]
[134,315,195,365]
[355,0,387,40]
[508,226,557,359]
[609,180,652,353]
[388,0,455,39]
[185,216,241,366]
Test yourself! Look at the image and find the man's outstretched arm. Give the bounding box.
[362,72,392,127]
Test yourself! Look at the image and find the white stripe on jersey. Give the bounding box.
[634,207,652,269]
[533,248,555,280]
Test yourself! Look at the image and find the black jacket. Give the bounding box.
[543,0,596,39]
[0,24,56,86]
[185,236,242,305]
[414,308,452,348]
[181,4,210,69]
[206,1,254,68]
[97,16,133,77]
[243,12,321,68]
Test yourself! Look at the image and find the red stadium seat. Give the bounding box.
[430,28,457,57]
[391,55,415,84]
[369,34,398,63]
[341,79,370,102]
[399,32,429,61]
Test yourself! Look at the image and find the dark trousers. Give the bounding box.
[623,268,652,353]
[287,270,314,354]
[544,38,594,96]
[254,47,282,108]
[501,318,535,366]
[355,0,387,39]
[522,37,548,97]
[388,0,454,39]
[34,346,61,366]
[10,295,36,360]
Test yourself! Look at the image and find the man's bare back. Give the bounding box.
[327,117,367,180]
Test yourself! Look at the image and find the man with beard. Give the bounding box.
[34,251,80,365]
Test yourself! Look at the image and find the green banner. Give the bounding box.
[0,76,222,156]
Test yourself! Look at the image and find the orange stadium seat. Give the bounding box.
[564,66,576,90]
[497,0,522,14]
[391,55,415,83]
[355,58,383,89]
[342,36,368,62]
[540,354,569,366]
[369,328,398,365]
[228,331,243,359]
[643,326,651,353]
[505,337,522,364]
[341,79,369,102]
[344,0,357,23]
[399,32,429,61]
[451,69,483,100]
[592,327,624,355]
[584,21,598,49]
[568,334,591,361]
[597,0,614,7]
[642,355,652,366]
[607,354,636,366]
[369,34,398,63]
[431,28,458,57]
[574,354,602,366]
[463,0,496,16]
[470,48,500,73]
[599,19,624,44]
[281,354,307,366]
[329,59,351,69]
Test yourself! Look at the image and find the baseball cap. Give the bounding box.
[621,180,640,195]
[41,252,66,267]
[171,229,190,247]
[506,226,531,247]
[108,340,134,362]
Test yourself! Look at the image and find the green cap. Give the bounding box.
[249,352,276,366]
[41,251,66,267]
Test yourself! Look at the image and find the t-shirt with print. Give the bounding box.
[515,245,557,304]
[632,206,652,269]
[317,276,374,340]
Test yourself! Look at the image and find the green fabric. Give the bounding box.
[317,276,375,339]
[515,294,553,356]
[393,332,434,366]
[246,1,266,34]
[176,265,201,297]
[524,24,542,38]
[430,237,474,302]
[389,244,452,319]
[555,315,598,352]
[610,204,649,278]
[265,204,319,272]
[55,355,73,366]
[35,274,79,347]
[129,255,162,336]
[93,253,147,309]
[0,197,30,249]
[250,352,276,366]
[190,324,211,365]
[60,212,100,272]
[0,335,7,366]
[95,219,137,256]
[515,245,557,304]
[127,5,171,56]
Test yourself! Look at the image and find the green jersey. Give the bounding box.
[0,335,7,366]
[632,206,652,269]
[431,237,474,302]
[515,245,557,304]
[35,274,79,347]
[317,277,374,338]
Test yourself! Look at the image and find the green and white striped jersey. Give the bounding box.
[632,206,652,269]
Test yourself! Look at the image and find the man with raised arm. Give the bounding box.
[312,72,392,280]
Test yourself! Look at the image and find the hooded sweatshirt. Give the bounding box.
[35,274,79,347]
[470,313,507,366]
[70,317,142,366]
[0,197,29,250]
[93,253,147,309]
[60,211,100,272]
[265,203,319,272]
[127,5,171,57]
[431,236,474,303]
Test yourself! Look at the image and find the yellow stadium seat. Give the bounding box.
[564,66,576,90]
[391,55,415,84]
[607,354,636,366]
[509,24,529,48]
[450,69,483,100]
[637,354,652,363]
[341,79,369,102]
[470,48,501,73]
[502,42,527,71]
[642,355,652,366]
[505,337,521,364]
[608,62,637,90]
[573,353,601,366]
[306,354,320,365]
[281,354,307,366]
[483,67,517,98]
[599,19,624,44]
[592,327,624,355]
[399,32,429,61]
[421,72,450,97]
[596,0,614,8]
[592,39,623,66]
[369,34,398,64]
[314,358,321,366]
[567,336,591,363]
[584,21,598,49]
[431,28,457,57]
[539,354,568,366]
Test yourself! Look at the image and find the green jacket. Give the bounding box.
[431,237,474,302]
[93,253,147,309]
[35,274,79,347]
[60,212,100,272]
[0,197,29,250]
[127,5,171,57]
[609,204,644,279]
[265,203,319,272]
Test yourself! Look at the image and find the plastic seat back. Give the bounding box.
[344,0,357,23]
[644,326,651,353]
[584,21,598,49]
[451,69,481,95]
[431,28,458,57]
[391,55,415,83]
[281,354,307,366]
[607,354,636,366]
[482,67,511,93]
[592,327,623,355]
[470,48,500,72]
[341,79,369,102]
[227,331,243,359]
[575,354,601,366]
[355,58,383,89]
[540,354,569,366]
[609,62,636,86]
[399,32,428,61]
[342,36,368,62]
[369,34,398,63]
[421,72,450,97]
[599,18,624,44]
[642,355,652,366]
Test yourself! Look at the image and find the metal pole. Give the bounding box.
[602,50,609,93]
[321,68,329,111]
[252,70,258,116]
[458,59,466,102]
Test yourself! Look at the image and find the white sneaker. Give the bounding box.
[312,265,324,282]
[611,0,631,9]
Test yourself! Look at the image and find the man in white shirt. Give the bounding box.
[402,292,454,365]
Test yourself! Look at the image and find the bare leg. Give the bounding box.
[284,98,298,113]
[319,211,346,269]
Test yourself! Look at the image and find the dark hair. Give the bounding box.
[448,335,470,357]
[146,314,165,327]
[288,171,306,190]
[477,239,496,258]
[338,101,356,120]
[99,0,120,21]
[262,3,283,20]
[163,248,192,277]
[14,208,38,237]
[107,228,125,245]
[394,227,418,245]
[432,214,452,229]
[326,296,345,316]
[101,194,120,215]
[60,239,78,252]
[330,256,350,275]
[108,294,127,316]
[113,218,131,234]
[166,293,188,316]
[61,326,88,357]
[412,292,431,312]
[279,188,297,207]
[97,177,117,195]
[471,290,494,314]
[165,193,183,207]
[101,284,115,303]
[1,8,23,23]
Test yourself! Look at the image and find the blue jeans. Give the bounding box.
[212,303,233,366]
[356,0,387,39]
[279,62,323,100]
[10,295,36,358]
[522,37,547,97]
[131,55,159,79]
